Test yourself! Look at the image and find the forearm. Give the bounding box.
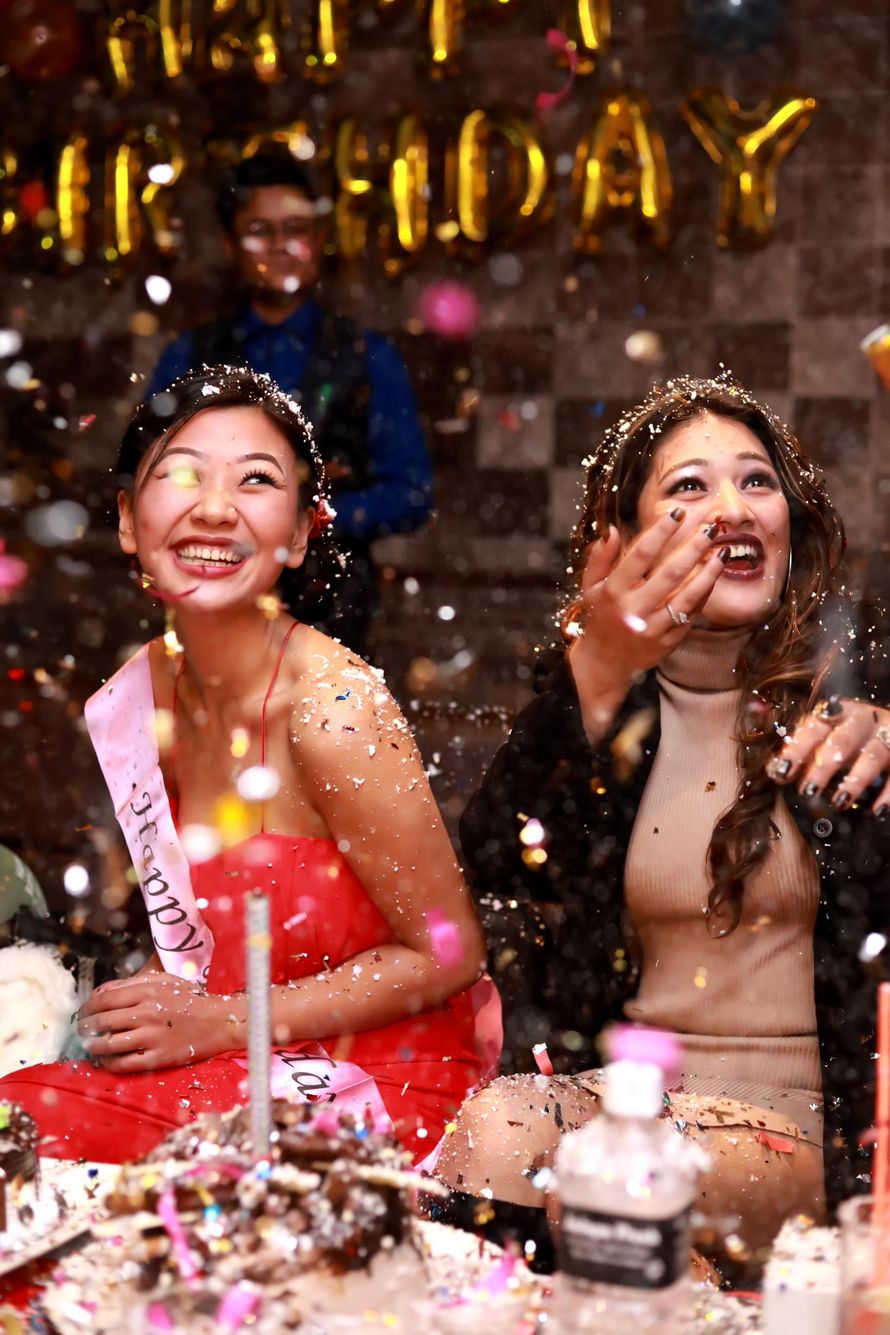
[568,639,632,747]
[208,943,480,1053]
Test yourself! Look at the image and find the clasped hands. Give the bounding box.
[77,971,238,1073]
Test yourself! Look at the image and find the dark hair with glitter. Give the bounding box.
[117,366,336,613]
[564,373,847,935]
[117,365,324,510]
[216,153,318,234]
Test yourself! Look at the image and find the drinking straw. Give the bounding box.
[873,981,890,1283]
[245,891,272,1159]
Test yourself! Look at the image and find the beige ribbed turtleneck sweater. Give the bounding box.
[623,627,822,1126]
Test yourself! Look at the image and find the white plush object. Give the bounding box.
[0,942,78,1076]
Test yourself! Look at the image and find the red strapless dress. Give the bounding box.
[0,833,493,1163]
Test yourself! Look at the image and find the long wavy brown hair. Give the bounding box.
[563,374,847,935]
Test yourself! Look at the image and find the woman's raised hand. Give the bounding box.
[571,510,730,676]
[568,510,729,743]
[768,697,890,818]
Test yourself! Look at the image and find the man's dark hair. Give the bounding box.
[217,153,318,234]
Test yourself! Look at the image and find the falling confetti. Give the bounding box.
[425,908,464,966]
[236,765,282,803]
[536,29,578,114]
[0,540,28,595]
[416,281,481,341]
[532,1043,554,1076]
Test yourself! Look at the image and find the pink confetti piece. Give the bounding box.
[756,1130,796,1155]
[0,541,27,593]
[532,1042,554,1076]
[536,29,578,114]
[146,1304,175,1332]
[472,1250,519,1298]
[426,908,464,966]
[157,1188,201,1287]
[216,1283,262,1333]
[443,1251,520,1309]
[308,1108,341,1136]
[78,413,96,432]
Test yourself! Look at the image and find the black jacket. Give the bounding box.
[460,656,890,1212]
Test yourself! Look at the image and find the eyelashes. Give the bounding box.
[240,468,280,487]
[151,463,283,488]
[666,472,779,497]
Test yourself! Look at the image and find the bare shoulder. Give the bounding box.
[284,625,412,762]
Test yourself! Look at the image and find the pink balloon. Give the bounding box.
[417,280,480,341]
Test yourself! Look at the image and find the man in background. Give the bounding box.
[148,153,433,655]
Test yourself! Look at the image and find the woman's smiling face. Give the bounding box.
[118,405,312,612]
[635,413,792,629]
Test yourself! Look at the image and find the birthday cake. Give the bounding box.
[41,1102,539,1333]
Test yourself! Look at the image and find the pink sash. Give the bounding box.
[85,647,394,1131]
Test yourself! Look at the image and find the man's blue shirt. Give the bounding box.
[147,299,434,542]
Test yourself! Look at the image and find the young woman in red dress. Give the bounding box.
[0,367,500,1163]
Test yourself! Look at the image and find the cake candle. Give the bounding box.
[245,891,272,1159]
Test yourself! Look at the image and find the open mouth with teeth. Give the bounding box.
[718,537,765,579]
[173,542,249,576]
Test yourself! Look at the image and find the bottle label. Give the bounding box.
[558,1205,690,1290]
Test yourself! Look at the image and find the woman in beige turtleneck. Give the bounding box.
[439,377,890,1261]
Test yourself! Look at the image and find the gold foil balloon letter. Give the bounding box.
[302,0,347,82]
[57,133,90,261]
[419,0,465,78]
[573,92,671,253]
[104,128,184,262]
[332,117,376,261]
[448,108,550,249]
[381,114,429,276]
[681,87,817,248]
[560,0,610,73]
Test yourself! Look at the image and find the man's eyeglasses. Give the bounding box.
[238,219,317,246]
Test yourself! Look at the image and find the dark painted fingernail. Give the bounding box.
[819,695,844,719]
[704,522,719,539]
[670,507,684,522]
[718,546,731,563]
[832,789,852,811]
[803,782,820,799]
[768,757,792,779]
[876,804,888,821]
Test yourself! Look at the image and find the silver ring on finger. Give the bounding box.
[876,725,890,752]
[666,602,689,627]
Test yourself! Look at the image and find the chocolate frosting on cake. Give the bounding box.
[0,1101,38,1186]
[104,1102,421,1292]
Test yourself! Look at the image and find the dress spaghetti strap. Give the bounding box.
[170,620,300,833]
